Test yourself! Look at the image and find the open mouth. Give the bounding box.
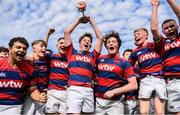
[61,47,65,51]
[84,45,88,48]
[17,52,26,58]
[109,47,114,50]
[169,31,175,37]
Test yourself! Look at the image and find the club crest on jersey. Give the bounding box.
[137,51,142,55]
[19,72,28,78]
[0,72,6,78]
[100,59,104,62]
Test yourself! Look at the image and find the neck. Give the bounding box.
[8,56,18,68]
[33,53,40,60]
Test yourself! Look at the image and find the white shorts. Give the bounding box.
[167,78,180,112]
[138,75,167,100]
[22,95,46,115]
[66,86,94,113]
[22,96,35,115]
[0,104,22,114]
[124,99,140,114]
[96,97,124,115]
[45,89,67,114]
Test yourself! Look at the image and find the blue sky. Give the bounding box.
[0,0,179,55]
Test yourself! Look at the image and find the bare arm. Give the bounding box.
[151,0,162,43]
[103,77,137,99]
[89,16,103,53]
[167,0,180,21]
[64,18,81,47]
[44,28,55,46]
[30,89,47,103]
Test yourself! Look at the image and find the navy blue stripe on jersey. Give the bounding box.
[69,74,92,83]
[165,64,180,73]
[49,79,67,87]
[0,99,22,105]
[50,68,68,74]
[69,61,94,72]
[138,57,162,69]
[97,71,126,81]
[164,47,180,59]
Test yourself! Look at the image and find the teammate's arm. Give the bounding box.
[150,0,162,43]
[64,17,82,47]
[44,28,55,46]
[89,16,103,53]
[167,0,180,21]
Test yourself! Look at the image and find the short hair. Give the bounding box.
[161,19,176,28]
[31,40,47,47]
[104,31,121,49]
[8,37,29,48]
[79,32,93,43]
[123,49,133,56]
[57,37,64,42]
[46,49,53,54]
[0,46,9,53]
[134,28,148,36]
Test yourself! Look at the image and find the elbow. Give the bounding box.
[133,82,138,91]
[151,28,158,34]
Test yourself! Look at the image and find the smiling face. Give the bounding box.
[33,42,47,59]
[162,20,179,40]
[9,41,27,62]
[134,28,148,47]
[0,52,8,59]
[79,36,92,53]
[57,38,66,54]
[106,37,119,56]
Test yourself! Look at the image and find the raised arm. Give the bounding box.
[151,0,162,43]
[44,28,55,46]
[89,16,103,53]
[64,18,81,47]
[167,0,180,21]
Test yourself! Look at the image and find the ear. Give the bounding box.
[32,46,36,52]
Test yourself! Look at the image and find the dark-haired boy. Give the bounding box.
[151,0,180,114]
[0,46,9,59]
[95,31,137,115]
[0,37,45,114]
[64,16,103,114]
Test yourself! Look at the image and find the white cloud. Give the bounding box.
[0,0,177,55]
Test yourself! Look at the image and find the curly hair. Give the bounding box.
[79,32,93,43]
[104,31,121,49]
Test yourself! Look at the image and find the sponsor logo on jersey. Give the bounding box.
[76,56,91,63]
[53,61,68,68]
[0,80,23,88]
[139,52,156,63]
[98,64,115,71]
[165,40,180,51]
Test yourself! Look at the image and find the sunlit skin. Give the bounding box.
[57,39,66,54]
[134,30,148,47]
[8,42,27,65]
[33,42,47,60]
[79,36,92,53]
[162,20,179,40]
[0,52,9,59]
[106,37,119,56]
[123,51,132,59]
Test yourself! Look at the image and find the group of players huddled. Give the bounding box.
[0,0,180,114]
